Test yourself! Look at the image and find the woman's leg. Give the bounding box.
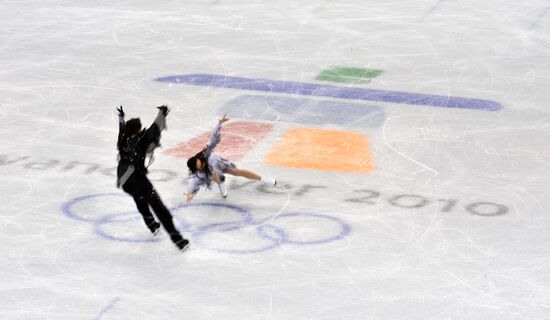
[224,168,260,180]
[212,171,228,197]
[212,171,223,184]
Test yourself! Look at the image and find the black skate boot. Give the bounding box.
[175,238,190,252]
[172,234,190,252]
[148,221,161,236]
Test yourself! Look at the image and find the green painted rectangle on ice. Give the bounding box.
[316,67,383,84]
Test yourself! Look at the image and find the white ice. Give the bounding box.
[1,0,550,319]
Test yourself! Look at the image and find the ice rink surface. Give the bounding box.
[1,0,550,319]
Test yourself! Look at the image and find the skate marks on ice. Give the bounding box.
[61,192,351,254]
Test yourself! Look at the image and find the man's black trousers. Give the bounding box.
[122,173,183,243]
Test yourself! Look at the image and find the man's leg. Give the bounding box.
[148,187,189,250]
[132,196,161,234]
[123,176,160,234]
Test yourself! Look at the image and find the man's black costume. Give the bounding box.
[116,106,188,251]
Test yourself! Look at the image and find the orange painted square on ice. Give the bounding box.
[265,128,374,173]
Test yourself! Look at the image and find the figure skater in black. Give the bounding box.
[116,105,189,251]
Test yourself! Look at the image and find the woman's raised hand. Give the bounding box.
[219,113,229,124]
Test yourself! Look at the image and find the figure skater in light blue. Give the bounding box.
[185,114,277,202]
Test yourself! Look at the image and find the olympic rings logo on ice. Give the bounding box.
[62,193,352,254]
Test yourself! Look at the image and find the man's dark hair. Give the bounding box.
[125,118,142,135]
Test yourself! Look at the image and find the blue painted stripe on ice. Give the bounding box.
[155,74,502,111]
[93,298,121,320]
[529,5,550,30]
[418,0,446,22]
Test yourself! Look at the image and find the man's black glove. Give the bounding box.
[157,105,169,116]
[116,105,124,118]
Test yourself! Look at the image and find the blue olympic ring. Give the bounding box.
[62,192,352,254]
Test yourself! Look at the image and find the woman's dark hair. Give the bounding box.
[187,155,199,174]
[125,118,142,136]
[187,149,211,177]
